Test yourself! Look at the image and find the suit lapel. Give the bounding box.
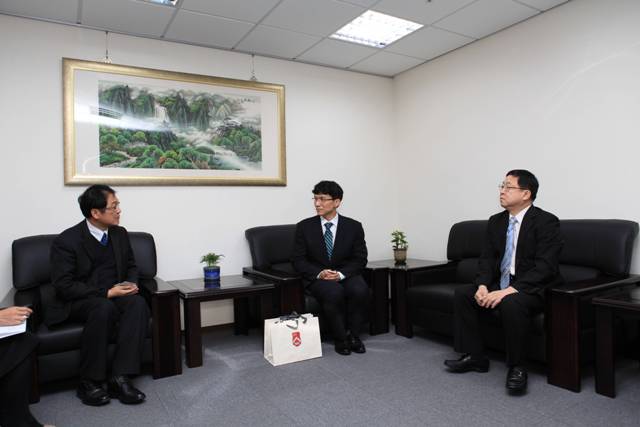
[515,206,537,271]
[312,217,330,263]
[80,221,96,262]
[497,211,509,257]
[110,227,124,278]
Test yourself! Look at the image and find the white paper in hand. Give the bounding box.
[0,322,27,340]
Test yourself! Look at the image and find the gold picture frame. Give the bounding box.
[63,58,286,186]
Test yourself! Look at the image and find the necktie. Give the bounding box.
[499,217,517,289]
[324,223,334,259]
[100,232,108,246]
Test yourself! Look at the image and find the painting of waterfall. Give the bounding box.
[63,58,286,186]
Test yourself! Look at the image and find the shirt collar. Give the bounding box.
[86,219,108,242]
[511,205,531,224]
[321,213,339,228]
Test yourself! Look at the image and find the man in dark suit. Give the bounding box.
[292,181,369,356]
[47,185,148,406]
[444,170,563,392]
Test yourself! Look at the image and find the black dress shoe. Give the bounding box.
[77,380,110,406]
[506,366,527,392]
[108,375,146,404]
[349,336,366,354]
[444,354,490,373]
[334,339,351,356]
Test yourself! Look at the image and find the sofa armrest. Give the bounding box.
[138,277,181,378]
[242,267,304,315]
[14,288,42,332]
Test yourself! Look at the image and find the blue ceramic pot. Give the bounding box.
[203,266,220,281]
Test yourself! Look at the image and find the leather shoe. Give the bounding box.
[334,339,351,356]
[108,375,146,404]
[444,354,489,373]
[77,380,110,406]
[506,366,527,392]
[349,336,366,354]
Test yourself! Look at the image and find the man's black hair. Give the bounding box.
[78,184,116,218]
[506,169,539,201]
[312,181,343,200]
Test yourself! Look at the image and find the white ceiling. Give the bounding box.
[0,0,570,77]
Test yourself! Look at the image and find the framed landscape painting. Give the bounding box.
[63,58,286,185]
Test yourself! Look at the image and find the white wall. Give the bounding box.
[394,0,640,272]
[0,15,399,324]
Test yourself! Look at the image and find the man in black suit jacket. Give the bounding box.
[445,170,563,393]
[292,181,369,356]
[48,185,148,406]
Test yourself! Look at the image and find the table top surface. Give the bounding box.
[169,274,275,299]
[593,286,640,312]
[366,258,449,271]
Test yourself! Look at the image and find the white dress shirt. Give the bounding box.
[86,219,108,243]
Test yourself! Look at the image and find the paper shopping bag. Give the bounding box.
[264,312,322,366]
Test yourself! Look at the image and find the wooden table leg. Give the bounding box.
[595,305,615,397]
[183,298,203,368]
[393,270,413,337]
[234,297,249,335]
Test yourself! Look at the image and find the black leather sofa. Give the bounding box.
[11,232,182,401]
[396,219,639,392]
[242,224,384,336]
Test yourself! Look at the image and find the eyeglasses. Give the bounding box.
[102,202,121,212]
[312,197,335,203]
[498,183,525,192]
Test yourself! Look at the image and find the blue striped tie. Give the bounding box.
[100,232,108,246]
[499,217,517,289]
[324,223,334,259]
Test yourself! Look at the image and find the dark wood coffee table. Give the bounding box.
[593,283,640,397]
[169,274,275,368]
[366,259,449,337]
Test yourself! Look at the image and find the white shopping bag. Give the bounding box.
[264,312,322,366]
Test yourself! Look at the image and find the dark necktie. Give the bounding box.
[324,223,334,259]
[100,232,108,246]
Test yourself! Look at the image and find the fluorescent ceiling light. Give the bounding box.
[139,0,177,6]
[331,10,423,48]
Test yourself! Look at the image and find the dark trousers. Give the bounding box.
[453,283,544,366]
[68,294,149,381]
[308,275,368,342]
[0,333,41,427]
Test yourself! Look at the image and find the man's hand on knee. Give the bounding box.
[107,282,139,298]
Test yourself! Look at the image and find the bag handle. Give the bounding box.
[276,311,308,329]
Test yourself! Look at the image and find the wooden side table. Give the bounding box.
[593,284,640,397]
[169,275,275,368]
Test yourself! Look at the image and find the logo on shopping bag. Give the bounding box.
[292,331,301,347]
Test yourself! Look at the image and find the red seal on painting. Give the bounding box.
[292,331,301,347]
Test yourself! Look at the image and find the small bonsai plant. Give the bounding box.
[391,230,408,250]
[201,253,224,281]
[391,230,408,264]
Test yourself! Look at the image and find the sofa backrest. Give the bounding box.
[446,219,639,284]
[12,231,157,291]
[245,224,297,272]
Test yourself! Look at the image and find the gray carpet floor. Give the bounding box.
[31,327,640,426]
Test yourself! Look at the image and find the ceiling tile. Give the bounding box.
[165,10,253,48]
[514,0,569,11]
[236,25,321,59]
[82,0,174,37]
[386,26,474,60]
[297,38,377,68]
[337,0,379,7]
[434,0,539,39]
[349,51,424,76]
[0,0,78,23]
[180,0,280,23]
[262,0,364,37]
[373,0,476,25]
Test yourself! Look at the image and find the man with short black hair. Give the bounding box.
[292,181,369,356]
[48,185,148,406]
[444,170,563,392]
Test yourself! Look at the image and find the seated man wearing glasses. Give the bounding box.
[47,185,148,406]
[292,181,369,356]
[444,170,563,393]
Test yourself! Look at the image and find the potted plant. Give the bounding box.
[201,252,224,282]
[391,230,408,265]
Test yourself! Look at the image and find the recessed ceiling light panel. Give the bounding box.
[138,0,177,6]
[331,10,423,48]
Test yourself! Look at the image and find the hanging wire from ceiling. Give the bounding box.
[102,31,112,64]
[250,54,258,82]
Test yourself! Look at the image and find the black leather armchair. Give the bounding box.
[242,224,380,336]
[397,219,639,392]
[12,232,182,401]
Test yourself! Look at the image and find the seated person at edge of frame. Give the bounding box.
[444,169,563,393]
[1,306,54,427]
[47,185,148,406]
[292,180,369,356]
